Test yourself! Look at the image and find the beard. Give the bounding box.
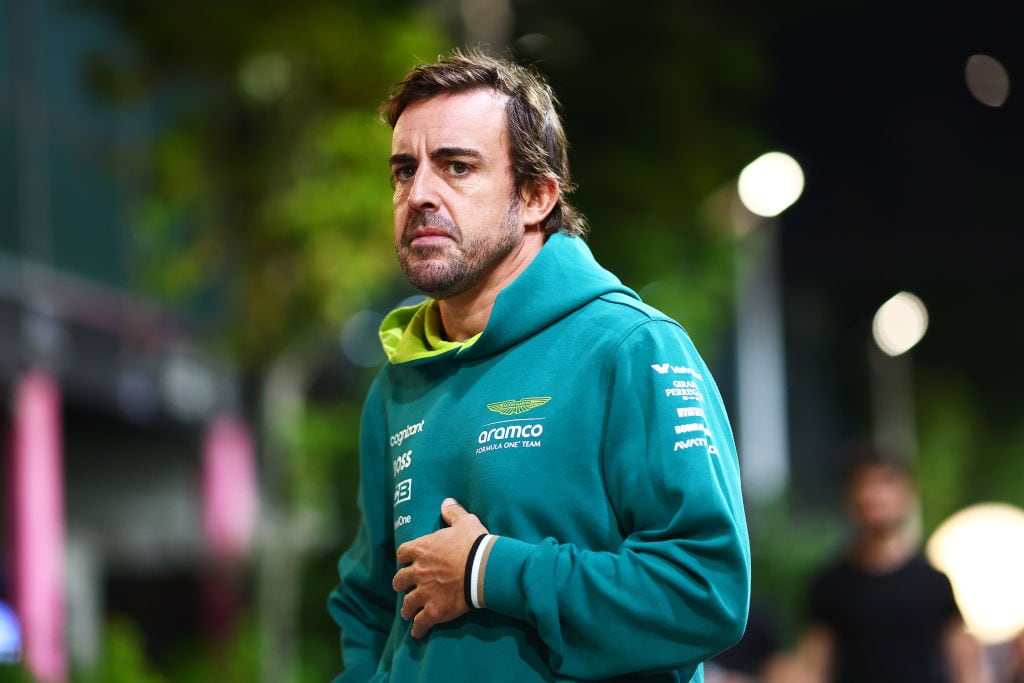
[396,196,523,300]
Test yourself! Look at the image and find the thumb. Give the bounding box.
[440,497,467,526]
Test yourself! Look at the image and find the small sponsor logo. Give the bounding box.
[389,420,425,448]
[393,450,412,477]
[674,423,710,435]
[486,397,551,416]
[475,418,546,455]
[677,407,706,418]
[665,386,703,400]
[394,479,412,506]
[650,364,703,380]
[672,438,721,456]
[478,421,544,444]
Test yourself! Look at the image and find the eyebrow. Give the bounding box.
[389,147,483,167]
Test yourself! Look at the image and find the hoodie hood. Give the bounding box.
[380,233,638,365]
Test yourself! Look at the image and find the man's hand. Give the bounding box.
[393,498,488,638]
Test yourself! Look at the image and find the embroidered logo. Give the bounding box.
[486,396,551,416]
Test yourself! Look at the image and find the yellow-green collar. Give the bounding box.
[380,299,481,364]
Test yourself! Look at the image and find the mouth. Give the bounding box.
[408,227,454,246]
[401,210,461,251]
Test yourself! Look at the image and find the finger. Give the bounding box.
[392,567,414,593]
[400,589,426,622]
[440,498,467,526]
[411,606,436,639]
[395,540,416,566]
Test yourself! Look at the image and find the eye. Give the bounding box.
[448,161,470,176]
[392,165,416,183]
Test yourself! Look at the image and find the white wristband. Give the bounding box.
[469,534,496,609]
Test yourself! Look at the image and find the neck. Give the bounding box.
[437,230,545,341]
[851,523,917,572]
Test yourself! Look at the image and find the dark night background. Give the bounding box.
[770,0,1023,493]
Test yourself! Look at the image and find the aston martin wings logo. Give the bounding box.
[486,396,551,416]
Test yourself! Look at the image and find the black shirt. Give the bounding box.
[808,552,962,683]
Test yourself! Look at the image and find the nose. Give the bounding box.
[406,166,441,212]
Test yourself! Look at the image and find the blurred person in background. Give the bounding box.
[1004,630,1024,683]
[326,48,750,682]
[789,444,990,683]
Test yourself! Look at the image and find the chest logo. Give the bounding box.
[486,396,551,416]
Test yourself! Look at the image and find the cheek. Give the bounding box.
[393,204,408,241]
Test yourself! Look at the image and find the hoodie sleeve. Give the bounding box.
[481,318,751,679]
[327,381,396,682]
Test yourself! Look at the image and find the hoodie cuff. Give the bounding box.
[480,536,535,621]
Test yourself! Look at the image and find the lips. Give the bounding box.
[408,227,455,245]
[403,214,460,248]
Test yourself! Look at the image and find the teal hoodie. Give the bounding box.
[329,234,750,682]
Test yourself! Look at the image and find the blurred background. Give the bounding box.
[1,0,1022,681]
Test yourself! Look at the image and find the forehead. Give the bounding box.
[849,463,909,489]
[391,88,509,154]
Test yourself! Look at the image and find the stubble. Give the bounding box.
[397,197,523,300]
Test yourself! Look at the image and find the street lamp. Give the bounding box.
[734,151,804,503]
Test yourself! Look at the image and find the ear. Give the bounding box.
[521,174,560,229]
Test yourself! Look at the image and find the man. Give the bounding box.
[792,447,989,683]
[328,49,750,682]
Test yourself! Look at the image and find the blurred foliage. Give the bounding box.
[78,0,777,369]
[0,664,34,683]
[78,0,450,368]
[747,496,844,644]
[509,0,773,357]
[77,618,169,683]
[73,1,453,679]
[281,396,365,549]
[915,371,1024,532]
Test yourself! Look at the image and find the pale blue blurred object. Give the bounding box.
[0,600,22,663]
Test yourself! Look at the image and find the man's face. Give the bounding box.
[390,89,524,300]
[847,464,915,533]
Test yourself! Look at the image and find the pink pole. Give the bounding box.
[201,415,257,565]
[12,369,66,682]
[200,415,257,660]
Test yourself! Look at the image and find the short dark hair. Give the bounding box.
[841,440,913,491]
[381,48,587,238]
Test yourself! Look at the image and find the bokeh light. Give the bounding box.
[239,52,292,102]
[965,54,1010,107]
[0,600,21,663]
[927,503,1024,644]
[341,310,386,368]
[737,152,805,218]
[872,291,929,356]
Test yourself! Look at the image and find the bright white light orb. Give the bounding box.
[737,152,805,218]
[872,291,929,356]
[927,503,1024,644]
